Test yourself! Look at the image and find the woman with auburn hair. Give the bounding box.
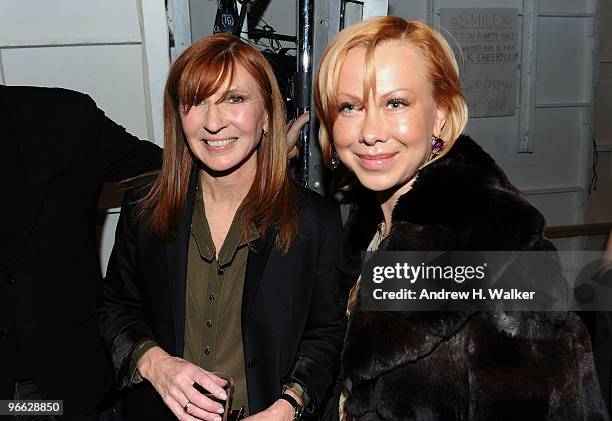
[100,33,344,421]
[314,16,607,420]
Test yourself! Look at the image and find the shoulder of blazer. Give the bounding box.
[1,85,96,113]
[1,86,100,154]
[118,174,158,227]
[294,184,340,224]
[122,174,158,203]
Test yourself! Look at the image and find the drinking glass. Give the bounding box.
[194,372,234,421]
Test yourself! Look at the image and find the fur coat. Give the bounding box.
[338,135,608,420]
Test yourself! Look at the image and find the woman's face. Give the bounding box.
[180,64,268,175]
[332,40,446,193]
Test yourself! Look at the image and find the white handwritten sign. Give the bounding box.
[440,8,519,117]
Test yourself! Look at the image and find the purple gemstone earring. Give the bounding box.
[432,136,445,154]
[428,135,445,162]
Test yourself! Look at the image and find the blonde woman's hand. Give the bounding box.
[137,346,228,421]
[287,112,310,159]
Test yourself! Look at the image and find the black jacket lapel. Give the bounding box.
[241,225,276,330]
[166,171,198,356]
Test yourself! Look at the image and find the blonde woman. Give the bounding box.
[314,16,607,420]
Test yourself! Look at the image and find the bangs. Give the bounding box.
[362,38,379,104]
[178,52,236,112]
[329,35,378,115]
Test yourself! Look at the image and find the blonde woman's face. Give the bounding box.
[332,40,446,193]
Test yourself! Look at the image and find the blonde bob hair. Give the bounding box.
[314,16,468,168]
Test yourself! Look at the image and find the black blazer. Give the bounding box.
[0,85,162,419]
[99,174,346,420]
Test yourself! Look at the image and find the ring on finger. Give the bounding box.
[183,401,191,413]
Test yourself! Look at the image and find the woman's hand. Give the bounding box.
[287,112,310,159]
[137,346,228,421]
[242,399,295,421]
[243,388,302,421]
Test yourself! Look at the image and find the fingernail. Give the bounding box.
[217,407,224,414]
[220,392,228,400]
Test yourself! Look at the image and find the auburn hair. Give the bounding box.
[138,33,299,252]
[314,16,468,168]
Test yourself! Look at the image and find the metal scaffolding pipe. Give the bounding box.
[296,0,314,188]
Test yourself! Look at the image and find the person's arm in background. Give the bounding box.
[287,112,310,160]
[80,93,163,182]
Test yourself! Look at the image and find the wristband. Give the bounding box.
[279,393,303,420]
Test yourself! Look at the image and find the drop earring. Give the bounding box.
[330,147,339,170]
[428,135,445,161]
